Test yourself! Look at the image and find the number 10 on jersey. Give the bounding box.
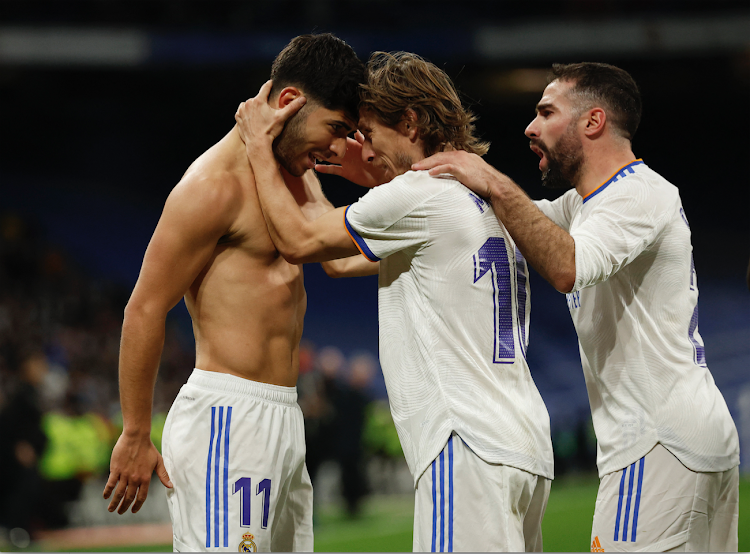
[473,237,527,364]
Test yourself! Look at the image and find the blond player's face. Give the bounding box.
[357,110,414,183]
[276,104,355,177]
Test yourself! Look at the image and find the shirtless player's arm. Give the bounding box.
[234,83,379,264]
[102,165,242,515]
[293,169,379,277]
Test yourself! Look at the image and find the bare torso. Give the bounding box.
[183,128,307,386]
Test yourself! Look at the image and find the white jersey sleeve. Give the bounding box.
[534,189,579,232]
[344,172,440,261]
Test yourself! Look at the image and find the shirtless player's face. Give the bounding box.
[273,102,356,177]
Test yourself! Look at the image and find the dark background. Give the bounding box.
[1,0,749,470]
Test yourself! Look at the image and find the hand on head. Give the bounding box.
[235,80,307,147]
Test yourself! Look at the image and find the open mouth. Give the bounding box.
[306,152,323,169]
[308,152,333,167]
[529,143,547,170]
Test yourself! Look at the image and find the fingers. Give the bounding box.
[105,472,153,514]
[426,164,454,177]
[117,478,142,515]
[155,453,173,489]
[235,101,245,121]
[354,130,365,145]
[314,163,343,176]
[103,470,119,499]
[346,136,362,150]
[258,79,274,101]
[131,479,150,514]
[277,95,307,121]
[107,475,127,512]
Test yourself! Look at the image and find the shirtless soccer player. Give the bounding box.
[236,52,554,552]
[415,62,740,552]
[102,34,375,552]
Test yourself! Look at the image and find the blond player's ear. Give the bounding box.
[400,109,419,140]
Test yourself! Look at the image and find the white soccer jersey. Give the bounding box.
[535,160,739,477]
[345,170,554,484]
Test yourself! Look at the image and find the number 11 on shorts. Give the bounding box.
[233,477,272,529]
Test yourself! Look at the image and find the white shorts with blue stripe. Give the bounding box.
[162,369,313,552]
[591,443,738,552]
[413,432,551,552]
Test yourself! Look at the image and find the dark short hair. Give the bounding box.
[270,33,365,122]
[550,62,642,141]
[360,51,489,157]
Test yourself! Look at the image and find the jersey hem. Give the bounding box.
[413,430,554,487]
[597,440,740,478]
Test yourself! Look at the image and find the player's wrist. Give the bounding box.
[122,423,153,439]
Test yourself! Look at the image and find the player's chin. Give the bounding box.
[285,159,309,178]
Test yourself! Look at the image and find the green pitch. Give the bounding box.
[52,474,749,552]
[311,476,599,552]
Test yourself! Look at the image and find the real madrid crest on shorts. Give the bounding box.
[238,532,257,552]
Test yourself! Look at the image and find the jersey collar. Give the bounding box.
[582,159,644,204]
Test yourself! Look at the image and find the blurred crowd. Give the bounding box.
[0,212,400,542]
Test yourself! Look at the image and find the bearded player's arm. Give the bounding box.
[413,150,576,293]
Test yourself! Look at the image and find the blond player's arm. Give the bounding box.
[103,169,241,514]
[236,82,359,264]
[297,170,379,278]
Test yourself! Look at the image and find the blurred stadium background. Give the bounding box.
[0,0,748,551]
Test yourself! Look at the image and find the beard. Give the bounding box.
[272,108,309,177]
[393,151,414,175]
[536,123,583,190]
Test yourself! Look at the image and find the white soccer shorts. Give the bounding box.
[590,443,738,552]
[413,433,551,552]
[161,369,313,552]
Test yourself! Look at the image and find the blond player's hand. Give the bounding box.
[314,131,385,189]
[103,432,172,514]
[235,80,307,148]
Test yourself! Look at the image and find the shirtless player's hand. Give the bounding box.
[236,81,385,189]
